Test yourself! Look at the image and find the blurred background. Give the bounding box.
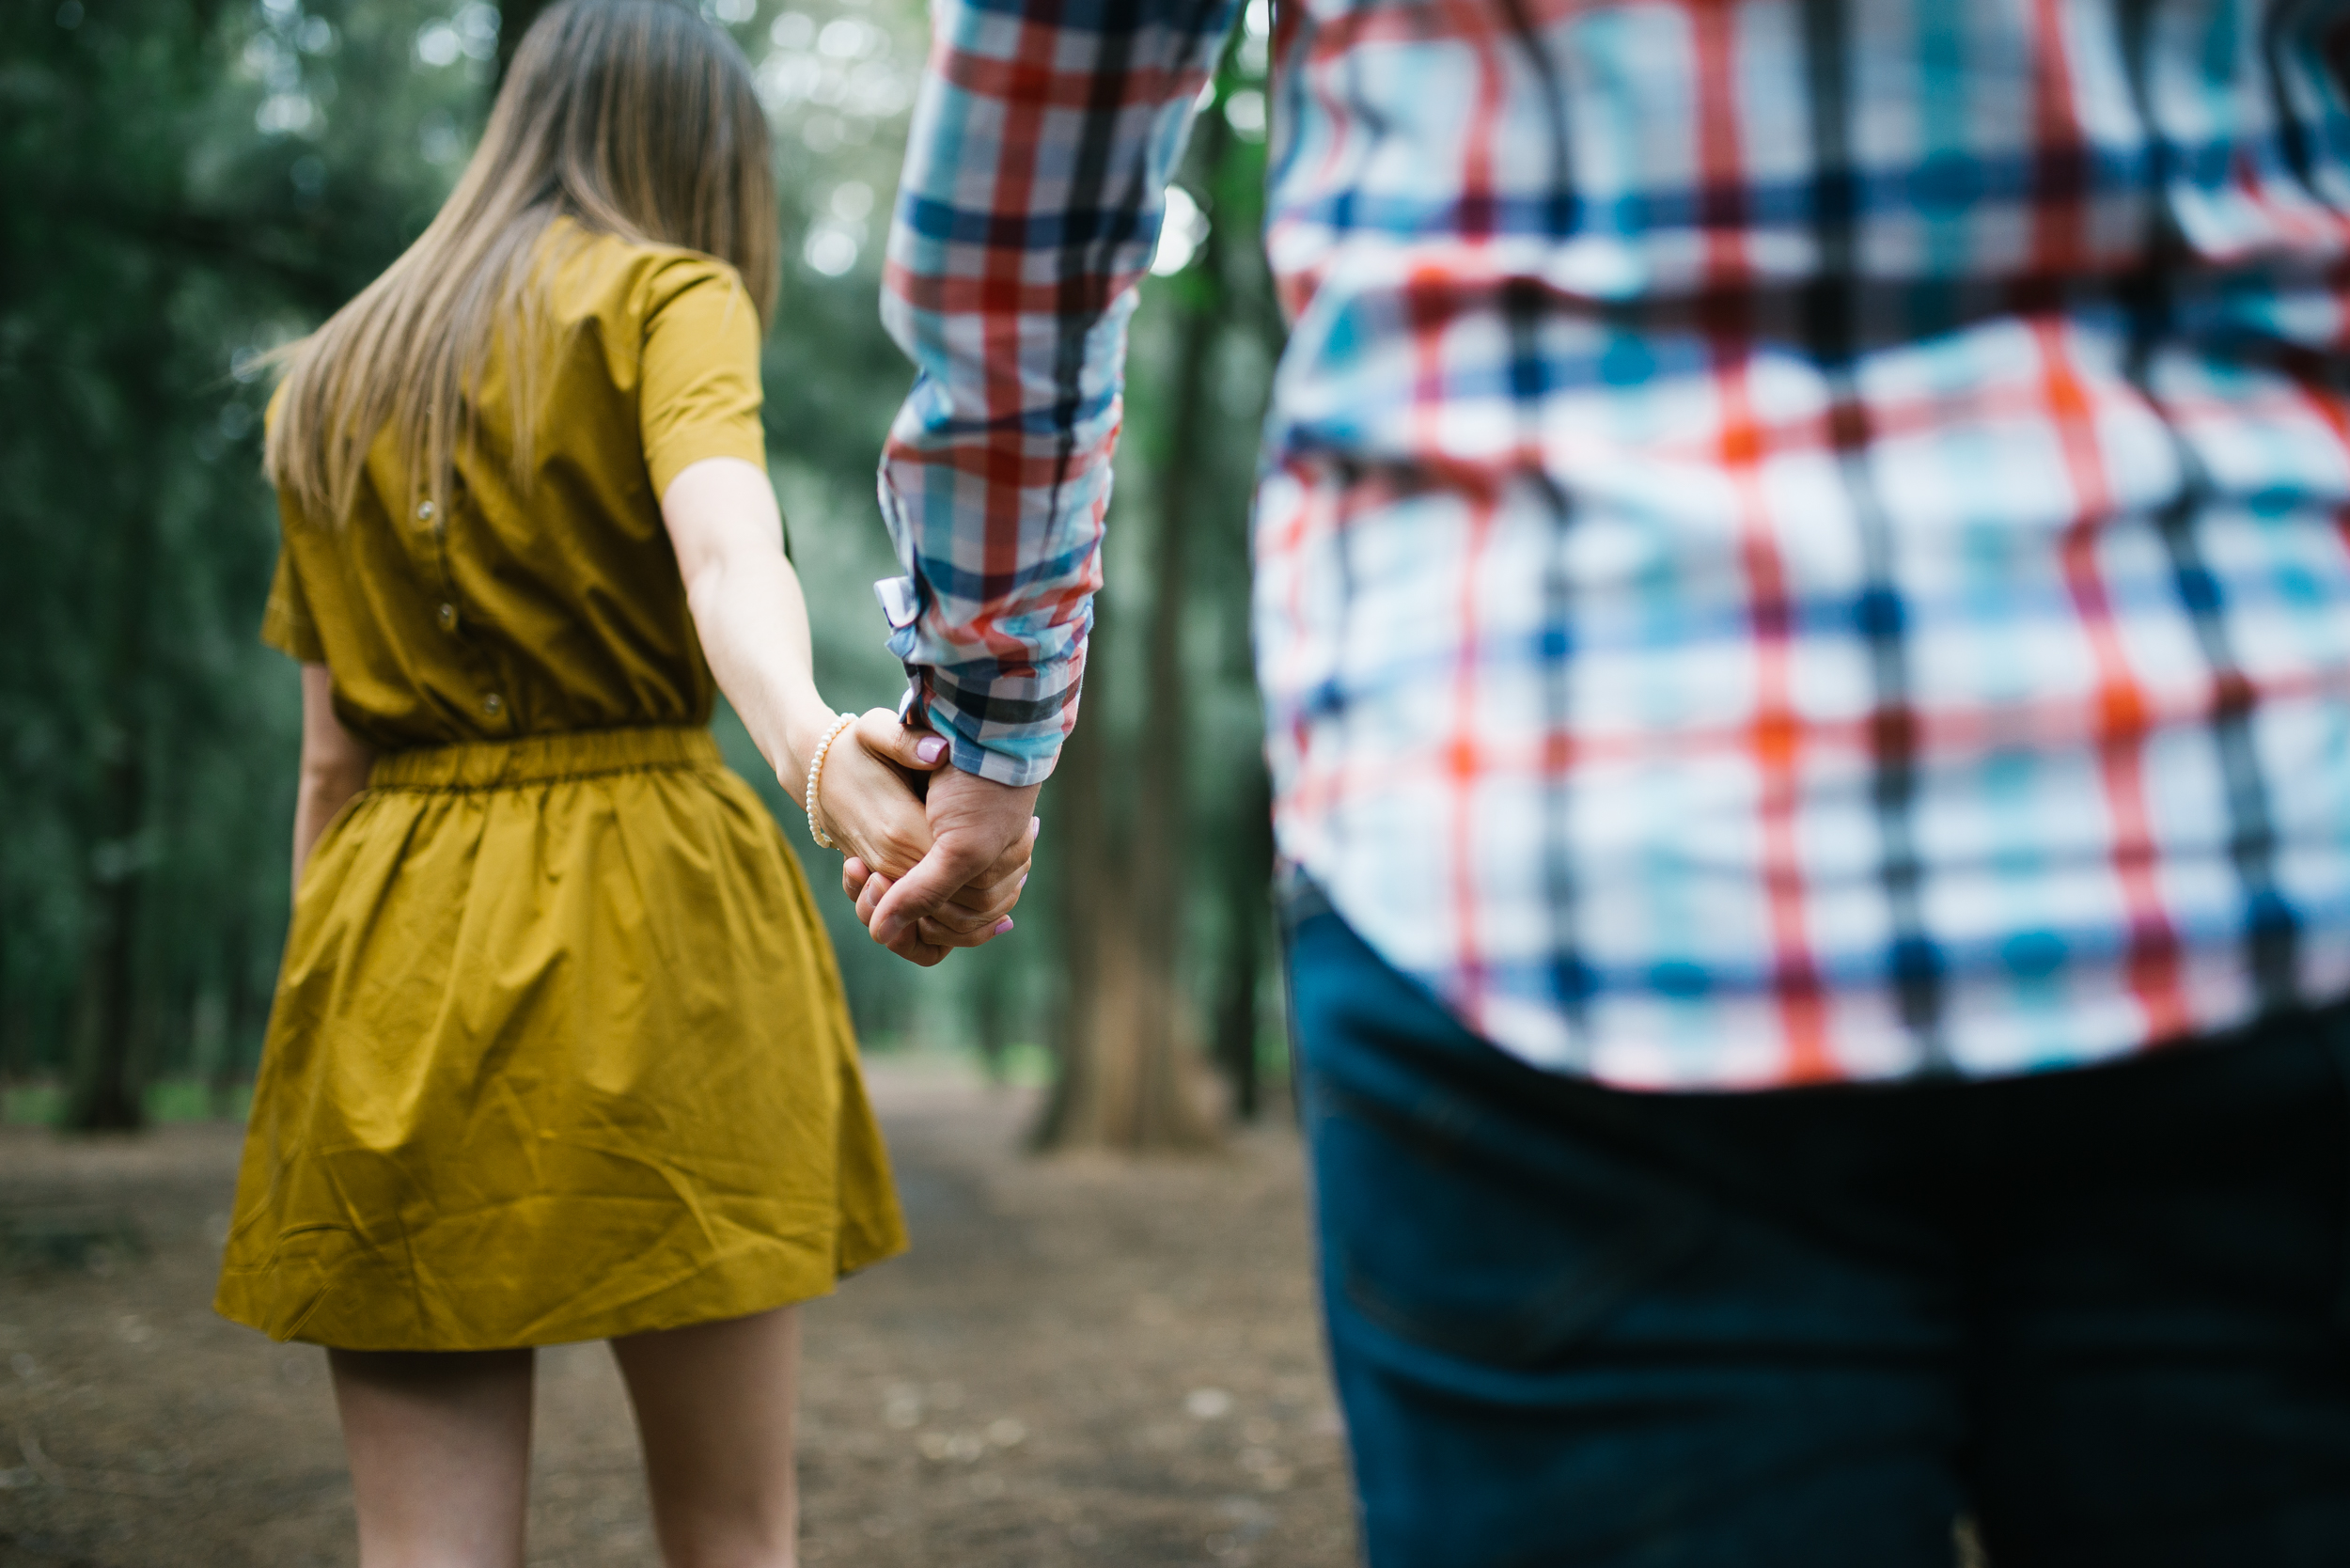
[0,0,1290,1149]
[3,5,1365,1564]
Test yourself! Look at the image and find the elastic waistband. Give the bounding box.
[368,727,721,791]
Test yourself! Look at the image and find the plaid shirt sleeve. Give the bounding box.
[877,0,1239,786]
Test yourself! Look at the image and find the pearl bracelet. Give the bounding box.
[804,712,858,850]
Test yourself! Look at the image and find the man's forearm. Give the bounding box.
[877,0,1241,784]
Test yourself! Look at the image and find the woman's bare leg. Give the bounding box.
[327,1347,536,1568]
[611,1306,801,1568]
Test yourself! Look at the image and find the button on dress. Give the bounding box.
[214,220,907,1350]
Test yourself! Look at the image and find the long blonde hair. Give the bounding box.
[265,0,779,525]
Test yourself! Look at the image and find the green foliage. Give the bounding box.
[0,0,1281,1121]
[0,0,483,1112]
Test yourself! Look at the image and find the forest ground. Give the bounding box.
[0,1058,1357,1567]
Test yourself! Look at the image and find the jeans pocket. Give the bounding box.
[1315,1074,1716,1370]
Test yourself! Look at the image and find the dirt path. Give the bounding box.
[0,1061,1357,1567]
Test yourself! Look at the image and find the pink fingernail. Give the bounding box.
[1018,872,1029,888]
[994,917,1014,934]
[916,737,948,763]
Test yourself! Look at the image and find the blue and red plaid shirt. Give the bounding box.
[881,0,2350,1088]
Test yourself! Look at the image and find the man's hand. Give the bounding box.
[844,768,1041,966]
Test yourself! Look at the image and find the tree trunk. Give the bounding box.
[0,916,12,1090]
[497,0,558,86]
[1034,633,1115,1144]
[971,949,1013,1085]
[68,737,149,1131]
[1213,755,1274,1120]
[1032,600,1218,1149]
[1114,246,1224,1149]
[1034,75,1254,1152]
[68,467,157,1134]
[226,914,272,1090]
[208,918,248,1117]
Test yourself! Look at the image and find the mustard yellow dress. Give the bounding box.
[214,220,907,1351]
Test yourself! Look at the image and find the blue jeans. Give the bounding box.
[1285,897,2350,1568]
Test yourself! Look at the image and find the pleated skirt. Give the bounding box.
[214,726,906,1350]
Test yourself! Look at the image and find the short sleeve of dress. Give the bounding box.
[640,260,767,499]
[261,517,325,662]
[259,388,326,662]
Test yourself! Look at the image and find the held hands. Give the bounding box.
[807,709,951,880]
[845,767,1042,966]
[807,711,1040,966]
[655,461,1038,967]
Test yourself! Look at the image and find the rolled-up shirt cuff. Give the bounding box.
[875,575,1072,787]
[908,674,1066,786]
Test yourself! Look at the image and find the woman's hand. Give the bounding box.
[808,719,1029,964]
[807,709,947,885]
[808,712,1037,965]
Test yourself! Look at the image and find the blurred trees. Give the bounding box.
[2,0,483,1128]
[1,0,1284,1142]
[1036,21,1282,1150]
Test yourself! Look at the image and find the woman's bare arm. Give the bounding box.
[661,458,838,796]
[661,456,985,907]
[292,663,374,897]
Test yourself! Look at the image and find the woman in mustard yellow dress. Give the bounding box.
[213,3,1031,1562]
